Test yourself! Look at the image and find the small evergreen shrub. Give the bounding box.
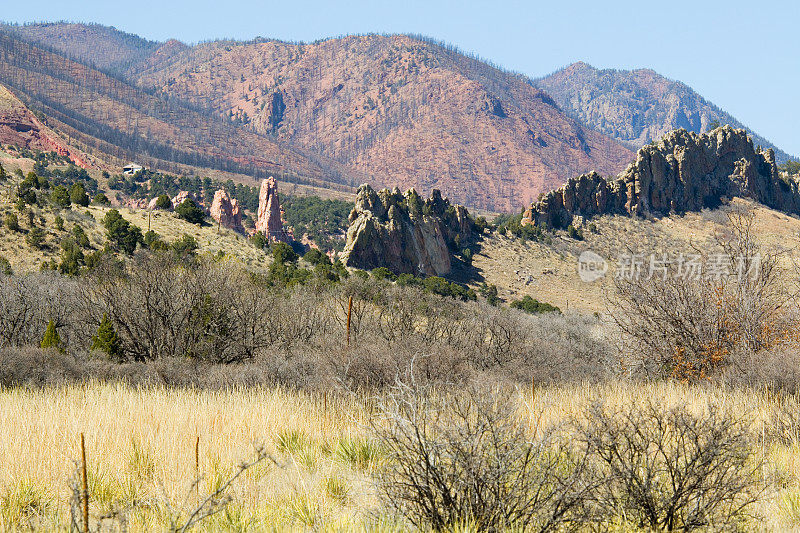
[50,185,71,209]
[155,194,172,210]
[41,320,64,353]
[511,295,561,314]
[4,212,20,231]
[92,314,122,359]
[69,182,90,207]
[92,192,110,206]
[175,199,205,225]
[25,227,45,249]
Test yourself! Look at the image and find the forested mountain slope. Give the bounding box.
[127,34,633,210]
[0,29,358,190]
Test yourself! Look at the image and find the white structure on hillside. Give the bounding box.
[122,163,144,175]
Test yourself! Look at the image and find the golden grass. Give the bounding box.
[472,198,800,314]
[0,194,274,274]
[0,381,799,531]
[0,383,387,531]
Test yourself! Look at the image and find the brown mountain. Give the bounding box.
[127,34,633,211]
[535,62,794,164]
[1,24,636,211]
[0,28,357,190]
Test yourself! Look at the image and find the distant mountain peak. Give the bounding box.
[535,63,794,163]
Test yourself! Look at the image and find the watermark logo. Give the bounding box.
[577,251,761,283]
[578,250,608,282]
[614,253,761,281]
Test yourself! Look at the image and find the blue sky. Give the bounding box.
[3,0,798,156]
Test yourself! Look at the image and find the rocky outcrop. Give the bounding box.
[0,84,91,168]
[524,126,798,228]
[147,196,165,210]
[341,185,473,276]
[209,189,243,232]
[124,198,149,210]
[255,176,288,242]
[170,191,199,208]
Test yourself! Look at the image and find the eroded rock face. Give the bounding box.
[171,191,196,208]
[341,185,473,276]
[209,189,243,232]
[524,126,796,228]
[124,198,148,210]
[255,176,288,242]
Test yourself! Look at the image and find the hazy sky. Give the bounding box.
[3,0,798,155]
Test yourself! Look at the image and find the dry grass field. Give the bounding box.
[0,191,274,275]
[1,382,800,531]
[472,198,800,313]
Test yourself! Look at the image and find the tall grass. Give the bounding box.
[0,381,798,530]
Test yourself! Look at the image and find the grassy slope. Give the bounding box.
[0,187,272,275]
[0,381,797,530]
[471,198,800,314]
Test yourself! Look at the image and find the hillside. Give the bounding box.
[3,23,635,211]
[2,22,160,72]
[536,62,795,163]
[0,29,359,192]
[129,34,633,211]
[0,84,92,167]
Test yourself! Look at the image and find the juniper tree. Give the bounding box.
[92,313,121,359]
[41,320,64,353]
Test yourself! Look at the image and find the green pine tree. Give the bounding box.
[92,314,122,359]
[41,320,64,352]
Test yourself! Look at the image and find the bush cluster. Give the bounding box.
[373,384,764,531]
[372,267,477,301]
[0,252,612,389]
[493,212,552,243]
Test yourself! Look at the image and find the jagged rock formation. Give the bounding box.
[341,185,473,276]
[209,189,243,232]
[255,177,288,242]
[524,126,798,228]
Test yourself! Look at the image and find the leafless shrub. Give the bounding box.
[0,272,80,348]
[0,246,617,389]
[575,400,765,531]
[371,380,596,532]
[0,345,84,387]
[764,394,800,446]
[724,346,800,394]
[612,206,798,380]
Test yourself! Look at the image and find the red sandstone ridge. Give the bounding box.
[0,84,90,168]
[255,177,288,242]
[210,189,244,232]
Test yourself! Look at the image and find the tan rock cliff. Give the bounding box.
[341,185,473,276]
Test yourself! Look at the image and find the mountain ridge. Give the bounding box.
[0,23,635,211]
[2,22,793,212]
[126,33,633,211]
[535,61,795,163]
